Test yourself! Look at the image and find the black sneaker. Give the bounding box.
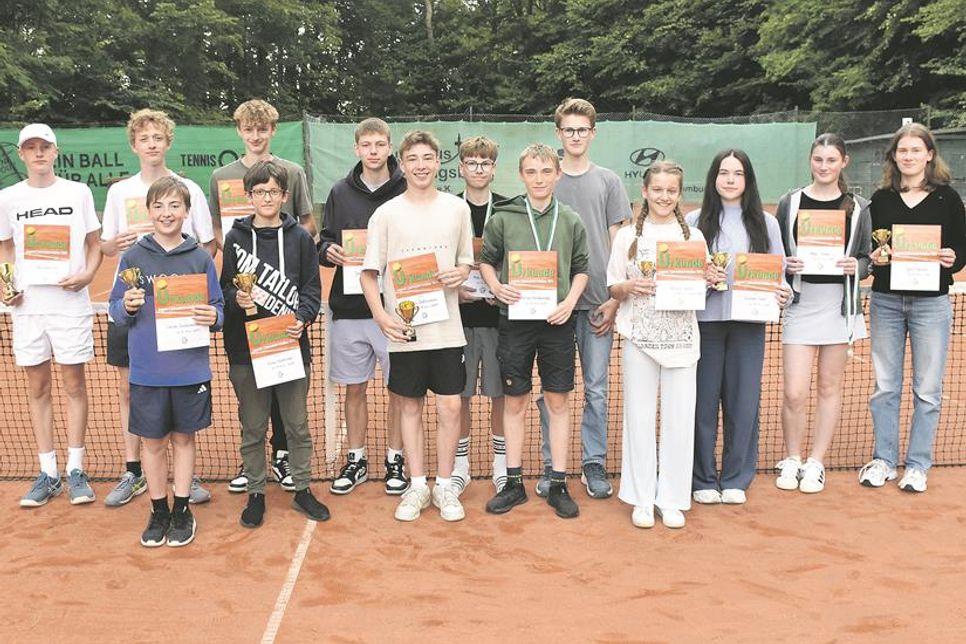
[228,464,248,494]
[330,454,368,495]
[272,451,296,492]
[140,510,171,547]
[167,508,196,547]
[485,481,528,514]
[241,492,266,528]
[292,488,331,522]
[384,454,409,496]
[547,483,579,519]
[581,462,613,499]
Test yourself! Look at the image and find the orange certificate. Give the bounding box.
[342,229,378,295]
[891,224,941,291]
[508,250,558,320]
[655,240,707,311]
[22,224,71,285]
[246,313,306,388]
[797,210,846,275]
[463,237,492,299]
[153,273,210,351]
[125,198,154,237]
[389,252,447,326]
[217,179,254,242]
[731,252,784,322]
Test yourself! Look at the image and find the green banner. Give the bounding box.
[308,119,816,205]
[0,122,305,209]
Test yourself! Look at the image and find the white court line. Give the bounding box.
[261,520,317,644]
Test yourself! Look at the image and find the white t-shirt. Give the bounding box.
[102,172,214,243]
[363,191,474,353]
[0,178,101,316]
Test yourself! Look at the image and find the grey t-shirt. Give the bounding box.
[555,163,631,309]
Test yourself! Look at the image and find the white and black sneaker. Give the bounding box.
[384,454,409,495]
[272,451,296,492]
[330,453,368,495]
[228,464,248,494]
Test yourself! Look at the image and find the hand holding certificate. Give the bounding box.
[797,210,846,275]
[507,251,558,320]
[389,253,448,326]
[462,238,493,299]
[154,273,211,352]
[342,229,382,295]
[655,240,708,311]
[890,224,941,291]
[246,314,306,388]
[731,253,784,322]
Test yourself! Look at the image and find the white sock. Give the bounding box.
[387,447,403,462]
[39,451,58,478]
[492,453,507,476]
[66,446,85,473]
[411,475,427,488]
[348,447,366,462]
[435,476,452,490]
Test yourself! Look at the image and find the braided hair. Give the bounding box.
[628,161,690,260]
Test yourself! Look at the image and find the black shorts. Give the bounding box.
[497,317,576,396]
[129,382,212,439]
[388,348,466,398]
[106,321,129,367]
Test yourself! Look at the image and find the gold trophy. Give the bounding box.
[118,266,142,290]
[0,262,22,301]
[232,272,258,316]
[395,299,419,342]
[872,229,892,263]
[711,251,731,291]
[638,260,655,279]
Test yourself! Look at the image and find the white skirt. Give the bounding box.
[782,282,868,345]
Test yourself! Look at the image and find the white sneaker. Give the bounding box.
[394,485,431,522]
[799,458,825,494]
[451,468,472,498]
[898,467,928,493]
[774,456,802,491]
[432,485,465,522]
[631,505,654,529]
[858,459,897,488]
[692,489,722,504]
[656,506,686,529]
[721,489,746,504]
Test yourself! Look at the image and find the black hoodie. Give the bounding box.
[318,157,406,320]
[221,213,321,366]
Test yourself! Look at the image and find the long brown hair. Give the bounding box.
[696,149,769,253]
[880,122,952,192]
[811,133,854,216]
[628,161,690,260]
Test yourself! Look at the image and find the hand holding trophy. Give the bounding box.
[711,252,731,291]
[872,229,892,264]
[119,266,145,314]
[0,262,22,303]
[232,272,258,317]
[395,299,419,342]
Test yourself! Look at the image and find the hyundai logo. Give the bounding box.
[629,148,665,167]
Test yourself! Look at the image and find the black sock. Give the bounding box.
[551,470,566,486]
[151,497,170,515]
[126,461,142,478]
[506,467,523,486]
[173,495,189,513]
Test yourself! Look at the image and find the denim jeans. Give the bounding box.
[869,292,952,471]
[538,310,612,467]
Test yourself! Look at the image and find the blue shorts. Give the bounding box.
[129,382,212,438]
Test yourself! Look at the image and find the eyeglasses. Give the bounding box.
[559,127,593,139]
[463,160,494,172]
[250,189,284,199]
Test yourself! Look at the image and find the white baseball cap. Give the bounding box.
[18,123,58,147]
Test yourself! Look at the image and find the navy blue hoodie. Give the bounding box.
[109,234,224,387]
[221,213,321,366]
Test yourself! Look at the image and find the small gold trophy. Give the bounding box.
[395,299,419,342]
[872,229,892,263]
[118,266,142,290]
[232,272,258,317]
[0,262,22,301]
[711,251,731,291]
[638,260,655,279]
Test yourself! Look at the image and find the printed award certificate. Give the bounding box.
[124,198,154,238]
[890,224,941,292]
[389,253,448,325]
[731,253,783,323]
[463,238,492,299]
[154,273,210,352]
[246,314,306,388]
[797,210,845,275]
[217,179,254,242]
[655,240,707,311]
[22,224,70,285]
[342,229,382,295]
[507,251,558,320]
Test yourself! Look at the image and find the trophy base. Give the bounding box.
[244,306,258,317]
[713,284,729,292]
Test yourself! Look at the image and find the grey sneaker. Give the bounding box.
[188,476,211,505]
[105,471,147,507]
[20,472,63,507]
[534,466,552,498]
[68,469,95,505]
[580,462,613,499]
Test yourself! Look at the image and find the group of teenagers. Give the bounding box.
[1,97,963,547]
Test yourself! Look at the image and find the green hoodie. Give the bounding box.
[480,195,589,313]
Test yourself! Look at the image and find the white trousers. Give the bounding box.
[618,342,696,511]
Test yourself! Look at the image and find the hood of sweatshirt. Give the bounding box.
[345,156,406,202]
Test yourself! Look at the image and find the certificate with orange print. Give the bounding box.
[891,224,941,292]
[22,224,70,285]
[797,210,845,275]
[217,179,254,242]
[342,229,382,295]
[731,253,783,322]
[389,253,447,325]
[655,240,707,311]
[153,273,210,351]
[247,314,305,388]
[462,237,493,299]
[507,251,558,320]
[125,197,154,237]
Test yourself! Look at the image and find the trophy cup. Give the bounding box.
[711,251,731,291]
[232,272,258,316]
[872,229,892,263]
[0,262,22,301]
[395,299,419,342]
[638,260,655,280]
[118,266,142,290]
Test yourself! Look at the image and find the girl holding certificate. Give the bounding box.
[686,150,790,506]
[607,161,707,529]
[859,123,966,493]
[774,134,871,494]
